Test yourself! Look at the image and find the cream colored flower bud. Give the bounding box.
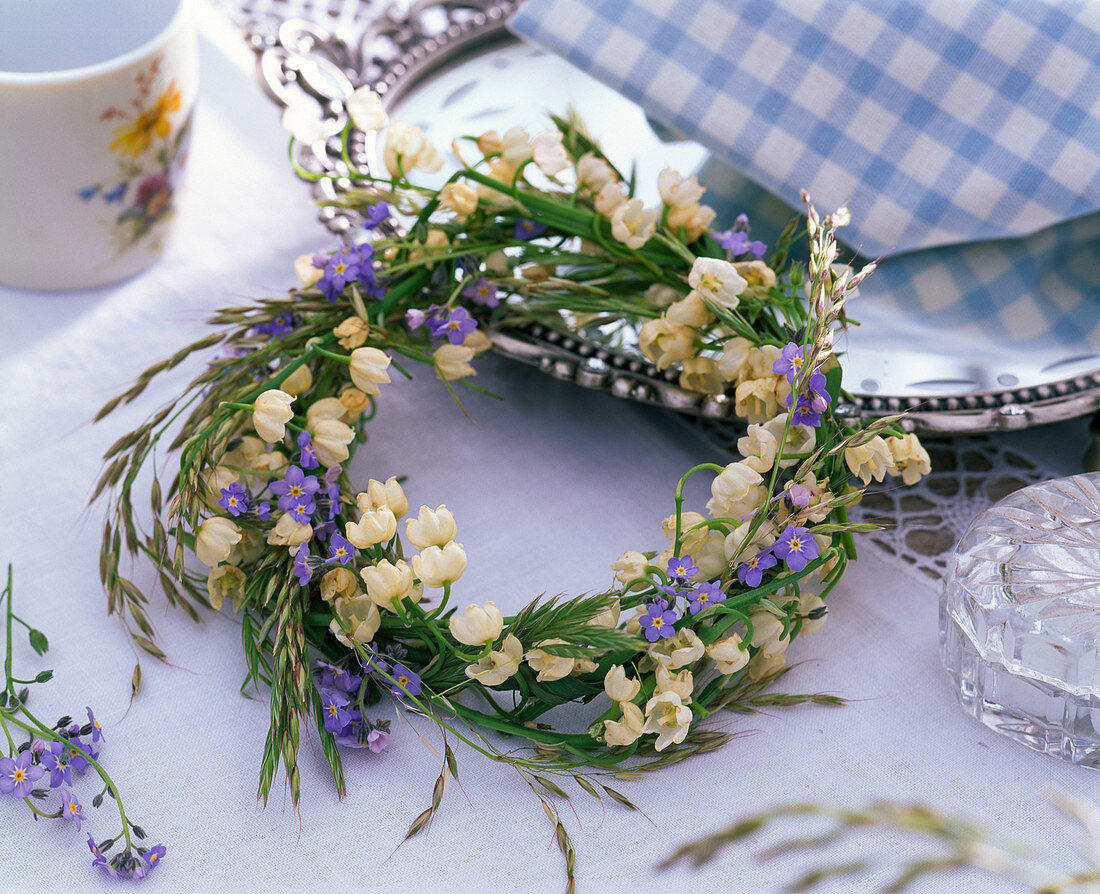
[306,397,346,427]
[266,513,312,549]
[749,610,789,658]
[573,658,599,676]
[845,436,897,485]
[603,702,645,746]
[708,461,766,519]
[384,120,443,177]
[799,592,828,636]
[433,343,477,380]
[526,639,575,682]
[657,168,705,208]
[280,363,313,397]
[655,665,694,701]
[648,627,705,670]
[406,504,457,550]
[347,86,388,131]
[333,316,369,350]
[206,564,246,612]
[357,477,408,520]
[748,648,786,682]
[440,181,479,217]
[531,129,570,176]
[733,260,777,289]
[202,466,240,509]
[519,263,554,281]
[330,593,381,647]
[345,507,397,549]
[252,389,294,443]
[610,550,648,588]
[664,292,715,329]
[310,418,355,467]
[644,283,682,307]
[476,129,502,156]
[717,336,754,383]
[603,665,641,702]
[195,517,242,568]
[484,249,511,276]
[576,151,616,190]
[679,357,724,395]
[338,386,371,423]
[320,566,360,603]
[661,511,708,552]
[734,376,792,425]
[666,203,716,242]
[415,542,468,588]
[349,346,392,396]
[638,318,696,371]
[707,633,749,675]
[449,600,502,645]
[592,598,621,628]
[477,158,516,205]
[886,433,931,486]
[294,254,323,287]
[464,330,493,354]
[465,633,522,686]
[610,198,659,249]
[361,559,415,611]
[500,125,533,167]
[642,691,693,752]
[594,181,627,216]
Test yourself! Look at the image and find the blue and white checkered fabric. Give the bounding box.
[510,0,1100,350]
[510,0,1100,257]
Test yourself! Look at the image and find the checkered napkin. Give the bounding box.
[510,0,1100,353]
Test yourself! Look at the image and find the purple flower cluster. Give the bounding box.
[513,218,547,241]
[315,242,384,303]
[89,835,167,880]
[251,313,297,339]
[713,214,766,258]
[314,662,392,752]
[736,524,820,586]
[773,342,831,427]
[461,276,500,308]
[406,304,480,347]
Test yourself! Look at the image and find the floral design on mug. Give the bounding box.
[77,56,190,250]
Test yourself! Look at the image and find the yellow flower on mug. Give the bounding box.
[109,81,182,158]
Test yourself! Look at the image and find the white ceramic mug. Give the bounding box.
[0,0,198,290]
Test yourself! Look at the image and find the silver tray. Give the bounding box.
[243,0,1100,435]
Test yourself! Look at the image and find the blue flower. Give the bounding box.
[513,218,547,241]
[103,182,128,204]
[218,482,250,517]
[326,533,356,566]
[666,555,698,580]
[78,185,100,201]
[362,202,390,229]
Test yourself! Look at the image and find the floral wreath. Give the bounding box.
[95,91,930,887]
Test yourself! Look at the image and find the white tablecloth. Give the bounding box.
[0,14,1096,894]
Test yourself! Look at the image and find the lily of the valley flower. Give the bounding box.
[465,633,522,686]
[349,347,392,396]
[526,638,575,682]
[642,691,692,751]
[345,507,397,548]
[361,559,416,610]
[603,702,645,746]
[414,542,468,588]
[449,600,503,645]
[405,504,457,550]
[195,517,242,567]
[252,389,294,443]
